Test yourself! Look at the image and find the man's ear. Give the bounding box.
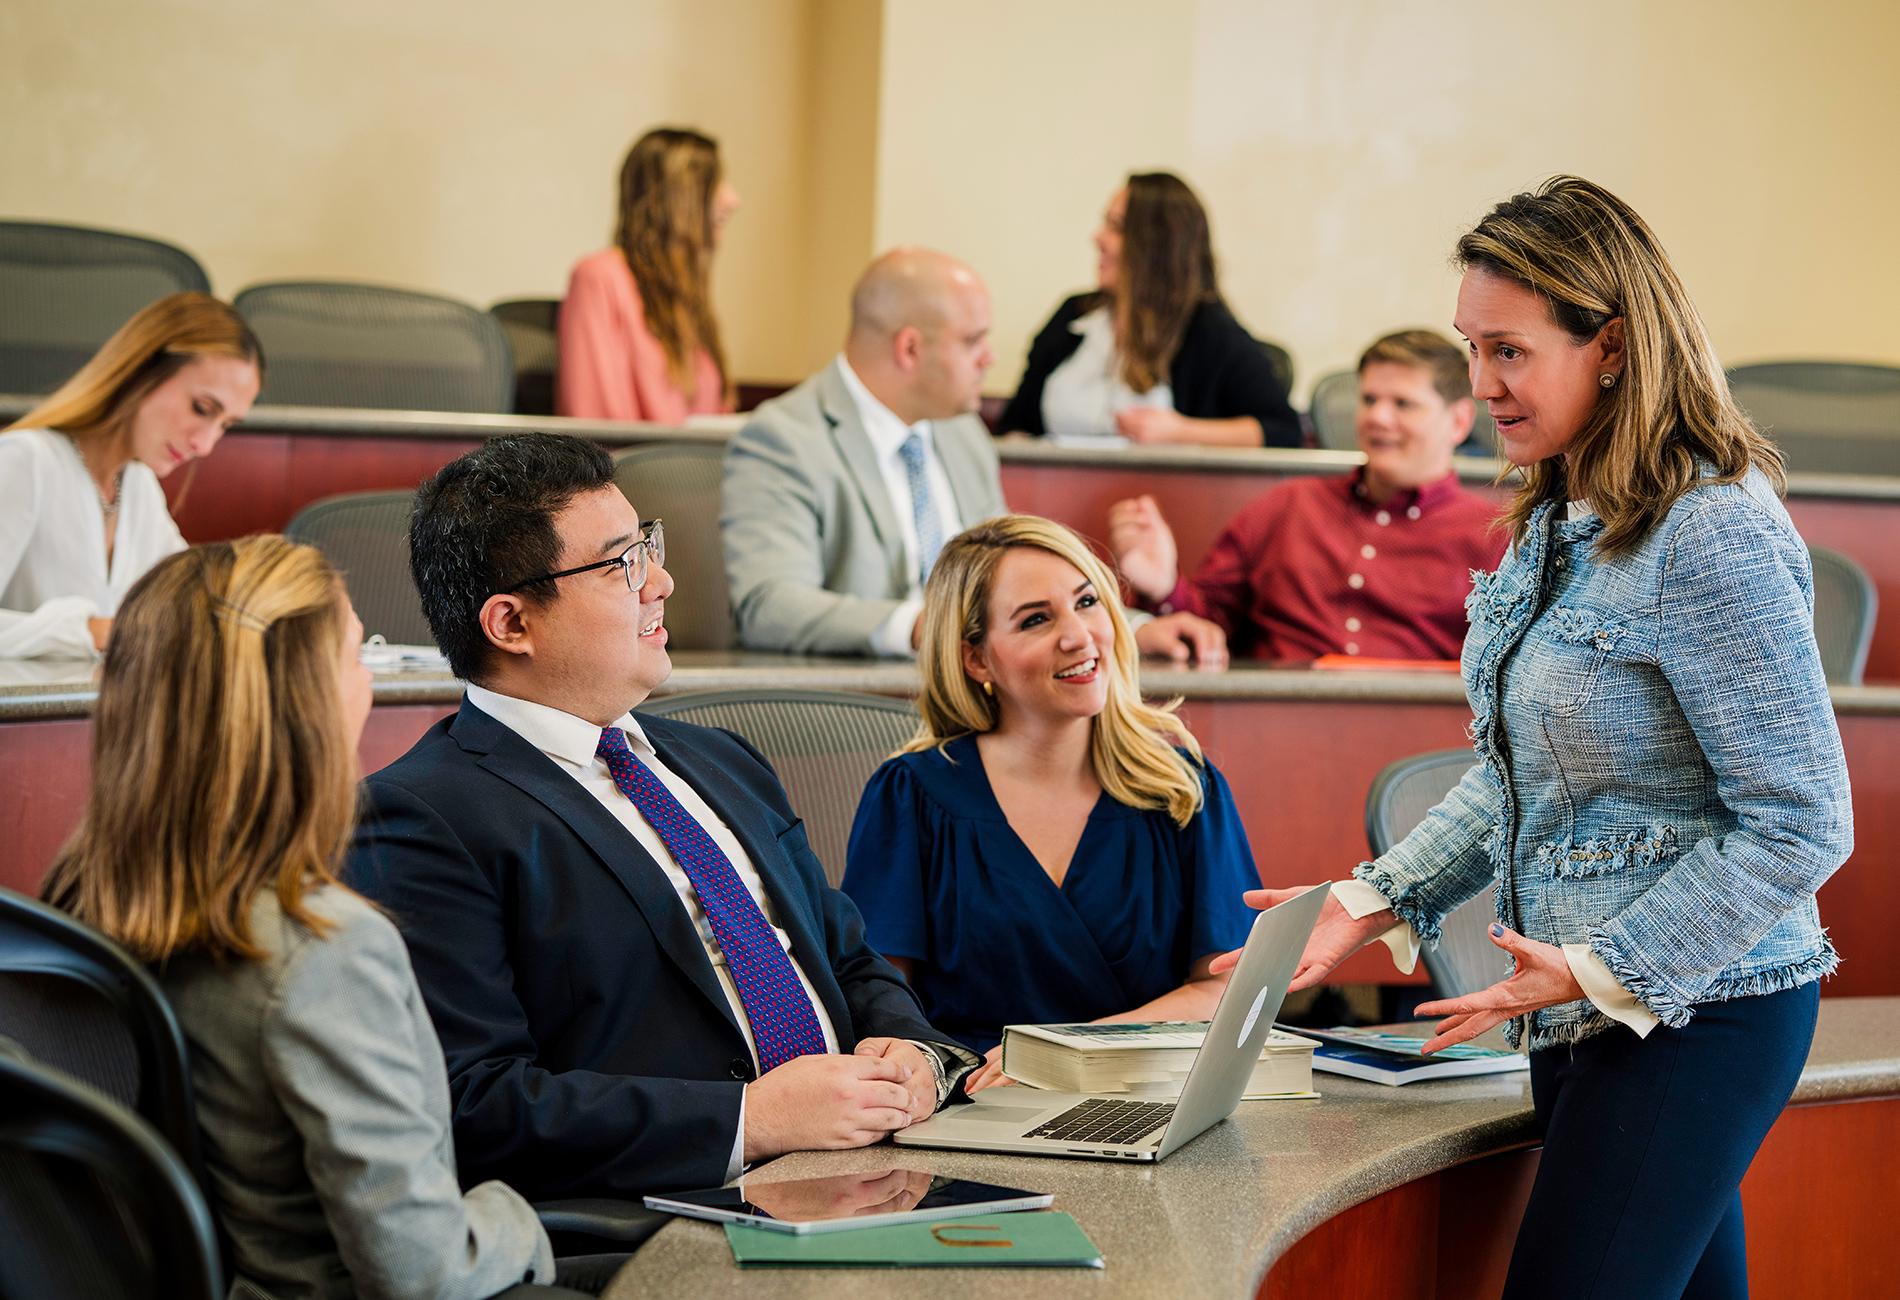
[477,592,535,661]
[892,325,925,375]
[1449,396,1476,446]
[1596,317,1627,379]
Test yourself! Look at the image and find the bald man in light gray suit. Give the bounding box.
[723,249,1228,662]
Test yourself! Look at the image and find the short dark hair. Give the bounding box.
[410,433,617,682]
[1357,329,1471,407]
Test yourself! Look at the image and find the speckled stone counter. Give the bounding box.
[7,654,1900,722]
[601,999,1900,1300]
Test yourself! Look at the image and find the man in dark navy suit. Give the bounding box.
[349,433,975,1200]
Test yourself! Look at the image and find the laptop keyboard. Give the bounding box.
[1025,1098,1174,1146]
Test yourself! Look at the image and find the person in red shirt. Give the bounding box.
[1109,330,1507,662]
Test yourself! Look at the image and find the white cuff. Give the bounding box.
[1122,606,1156,630]
[1563,944,1661,1038]
[1331,880,1418,976]
[727,1084,748,1182]
[868,597,924,658]
[0,595,103,660]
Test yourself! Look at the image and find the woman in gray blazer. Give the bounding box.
[41,535,572,1300]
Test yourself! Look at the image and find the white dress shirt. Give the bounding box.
[834,355,965,656]
[0,429,187,659]
[1041,306,1175,441]
[463,684,840,1178]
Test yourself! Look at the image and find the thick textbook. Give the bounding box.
[725,1210,1104,1268]
[1288,1024,1528,1086]
[999,1021,1319,1098]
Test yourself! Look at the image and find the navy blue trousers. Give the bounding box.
[1501,983,1819,1300]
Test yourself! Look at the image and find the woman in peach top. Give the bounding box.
[557,127,741,422]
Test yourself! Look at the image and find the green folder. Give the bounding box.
[724,1210,1103,1268]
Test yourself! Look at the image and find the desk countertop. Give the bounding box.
[7,652,1900,723]
[602,998,1900,1300]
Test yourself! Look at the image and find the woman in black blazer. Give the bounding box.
[998,173,1300,447]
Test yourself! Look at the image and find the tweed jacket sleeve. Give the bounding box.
[1585,493,1852,1023]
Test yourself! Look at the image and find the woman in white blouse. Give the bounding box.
[0,292,262,658]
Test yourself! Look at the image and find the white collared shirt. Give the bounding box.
[835,354,965,656]
[463,684,841,1178]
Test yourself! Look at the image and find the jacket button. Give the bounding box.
[729,1059,754,1081]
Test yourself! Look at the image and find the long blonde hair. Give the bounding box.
[908,515,1206,827]
[1455,175,1783,558]
[5,292,263,447]
[615,127,730,403]
[41,536,358,964]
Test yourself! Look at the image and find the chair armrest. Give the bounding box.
[531,1198,673,1246]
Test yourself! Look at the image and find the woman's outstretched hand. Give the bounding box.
[1207,886,1398,991]
[964,1045,1012,1094]
[1412,923,1585,1053]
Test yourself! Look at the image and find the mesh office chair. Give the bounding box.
[1728,362,1900,476]
[1809,545,1877,686]
[1364,750,1510,1000]
[234,282,514,413]
[0,1048,225,1300]
[491,299,560,416]
[637,690,920,887]
[1306,367,1498,455]
[0,888,210,1199]
[285,490,433,645]
[613,443,733,651]
[0,221,211,396]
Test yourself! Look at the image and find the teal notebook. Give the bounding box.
[725,1210,1104,1268]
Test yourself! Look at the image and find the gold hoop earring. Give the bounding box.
[1599,373,1617,389]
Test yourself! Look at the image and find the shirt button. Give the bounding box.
[1159,602,1174,615]
[1374,510,1392,526]
[1345,617,1362,632]
[1360,544,1376,560]
[1407,505,1422,520]
[1348,573,1365,589]
[729,1058,754,1081]
[1345,642,1360,655]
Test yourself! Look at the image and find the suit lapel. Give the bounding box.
[451,705,741,1037]
[933,417,994,524]
[644,722,855,1042]
[820,361,903,558]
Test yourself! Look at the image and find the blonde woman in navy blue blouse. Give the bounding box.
[841,516,1257,1086]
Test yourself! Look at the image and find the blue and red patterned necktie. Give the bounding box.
[595,727,827,1072]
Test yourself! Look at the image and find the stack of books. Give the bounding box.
[1290,1024,1528,1085]
[999,1021,1320,1099]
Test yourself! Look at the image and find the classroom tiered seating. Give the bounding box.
[0,220,210,396]
[234,281,514,413]
[490,298,561,416]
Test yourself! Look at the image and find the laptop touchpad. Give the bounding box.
[954,1107,1049,1127]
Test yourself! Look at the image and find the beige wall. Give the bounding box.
[876,0,1900,400]
[0,0,817,381]
[5,1,1895,396]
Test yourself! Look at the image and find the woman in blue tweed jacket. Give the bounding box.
[1224,177,1852,1300]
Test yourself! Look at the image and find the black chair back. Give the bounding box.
[0,221,210,396]
[1363,749,1509,1000]
[1728,361,1900,475]
[490,299,560,416]
[235,281,513,413]
[285,490,433,646]
[637,690,919,887]
[0,1045,223,1300]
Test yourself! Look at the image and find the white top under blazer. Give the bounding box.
[0,428,186,659]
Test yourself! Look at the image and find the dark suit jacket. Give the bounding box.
[347,700,945,1199]
[998,292,1301,446]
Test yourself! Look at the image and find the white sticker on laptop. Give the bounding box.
[1237,985,1272,1048]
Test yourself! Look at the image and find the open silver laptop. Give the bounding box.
[893,882,1329,1163]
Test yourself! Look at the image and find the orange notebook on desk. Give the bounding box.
[1311,655,1461,673]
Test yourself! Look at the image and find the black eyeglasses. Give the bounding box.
[498,519,665,596]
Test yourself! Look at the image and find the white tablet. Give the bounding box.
[644,1169,1053,1235]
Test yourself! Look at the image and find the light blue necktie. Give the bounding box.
[899,431,943,584]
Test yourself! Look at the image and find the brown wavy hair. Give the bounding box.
[615,127,730,403]
[906,515,1205,827]
[1455,175,1783,558]
[1113,172,1221,394]
[6,291,263,444]
[41,536,359,964]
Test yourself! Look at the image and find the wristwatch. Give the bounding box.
[904,1040,955,1110]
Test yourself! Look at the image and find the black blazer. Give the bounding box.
[347,700,945,1199]
[998,292,1301,446]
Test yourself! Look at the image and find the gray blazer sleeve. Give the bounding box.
[262,907,555,1300]
[722,415,905,655]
